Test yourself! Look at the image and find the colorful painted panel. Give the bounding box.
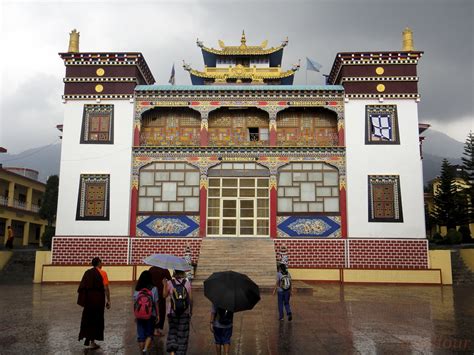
[136,215,199,237]
[141,108,201,146]
[276,108,338,146]
[277,216,341,238]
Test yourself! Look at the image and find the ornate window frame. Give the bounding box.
[365,105,400,145]
[80,104,114,144]
[368,175,403,222]
[76,174,110,220]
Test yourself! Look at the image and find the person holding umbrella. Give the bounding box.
[210,305,233,355]
[204,271,261,355]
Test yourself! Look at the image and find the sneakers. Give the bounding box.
[278,317,284,321]
[288,313,293,321]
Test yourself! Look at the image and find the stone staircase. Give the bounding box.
[451,249,474,285]
[193,238,277,290]
[0,249,36,284]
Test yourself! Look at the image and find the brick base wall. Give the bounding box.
[130,238,202,265]
[274,239,346,268]
[52,237,129,265]
[349,239,428,269]
[52,236,428,270]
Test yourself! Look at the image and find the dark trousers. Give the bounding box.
[277,290,292,319]
[155,297,167,330]
[5,238,13,249]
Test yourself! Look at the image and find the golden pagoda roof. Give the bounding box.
[183,62,299,83]
[197,31,288,56]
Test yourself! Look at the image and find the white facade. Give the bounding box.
[56,99,134,236]
[345,99,426,238]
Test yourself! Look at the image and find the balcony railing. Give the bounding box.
[0,197,41,213]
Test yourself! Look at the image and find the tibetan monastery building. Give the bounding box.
[48,29,439,285]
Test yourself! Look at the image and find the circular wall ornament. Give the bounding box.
[96,68,105,76]
[375,67,384,75]
[376,84,385,92]
[95,84,104,93]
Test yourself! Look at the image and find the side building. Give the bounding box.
[0,167,48,246]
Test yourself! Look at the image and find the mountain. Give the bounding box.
[421,129,465,185]
[421,129,465,159]
[0,143,61,183]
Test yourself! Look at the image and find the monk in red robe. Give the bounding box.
[78,257,111,350]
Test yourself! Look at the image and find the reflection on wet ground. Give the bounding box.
[0,283,472,354]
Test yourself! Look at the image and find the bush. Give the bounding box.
[432,232,445,244]
[458,225,473,243]
[41,226,55,250]
[446,228,462,245]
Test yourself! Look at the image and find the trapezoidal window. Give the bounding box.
[76,174,110,220]
[368,175,403,222]
[80,105,114,144]
[365,105,400,144]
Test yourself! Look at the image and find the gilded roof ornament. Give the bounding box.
[68,29,80,53]
[402,27,414,51]
[240,30,247,48]
[197,33,289,56]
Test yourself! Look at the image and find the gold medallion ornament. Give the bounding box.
[95,84,104,93]
[375,67,384,75]
[376,84,386,92]
[96,68,105,76]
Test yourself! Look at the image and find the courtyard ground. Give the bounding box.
[0,282,472,354]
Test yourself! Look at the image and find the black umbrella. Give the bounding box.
[203,271,261,312]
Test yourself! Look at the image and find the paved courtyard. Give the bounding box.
[0,282,473,354]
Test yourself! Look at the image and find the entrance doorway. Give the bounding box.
[207,178,269,237]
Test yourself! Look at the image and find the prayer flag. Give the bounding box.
[306,57,322,72]
[168,64,175,85]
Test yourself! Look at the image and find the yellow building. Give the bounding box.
[425,165,473,235]
[0,167,48,246]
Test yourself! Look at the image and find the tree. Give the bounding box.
[431,159,459,230]
[461,132,474,223]
[39,175,59,226]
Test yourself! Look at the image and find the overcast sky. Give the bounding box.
[0,0,473,153]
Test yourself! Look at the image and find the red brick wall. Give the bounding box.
[52,236,428,270]
[274,239,346,268]
[130,238,202,265]
[52,237,129,265]
[348,239,428,269]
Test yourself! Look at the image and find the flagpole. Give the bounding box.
[306,67,308,85]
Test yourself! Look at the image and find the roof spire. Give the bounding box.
[402,27,414,51]
[240,30,247,48]
[68,29,80,53]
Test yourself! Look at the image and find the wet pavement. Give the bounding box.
[0,283,473,354]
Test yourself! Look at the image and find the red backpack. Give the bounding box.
[134,288,154,320]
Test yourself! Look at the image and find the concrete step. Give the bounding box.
[195,237,277,289]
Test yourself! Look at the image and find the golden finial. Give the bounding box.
[68,29,80,53]
[402,27,414,51]
[240,30,247,48]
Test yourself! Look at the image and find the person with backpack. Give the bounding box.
[272,263,293,321]
[210,304,234,355]
[162,270,192,355]
[133,270,159,354]
[149,266,172,337]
